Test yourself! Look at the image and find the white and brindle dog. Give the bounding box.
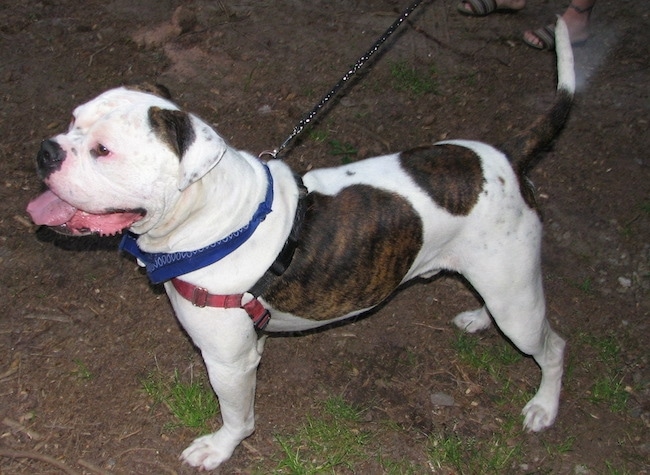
[27,20,574,471]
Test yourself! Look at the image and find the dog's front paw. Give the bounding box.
[522,397,558,432]
[452,307,491,333]
[180,431,239,471]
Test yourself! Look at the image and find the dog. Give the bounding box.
[27,19,574,471]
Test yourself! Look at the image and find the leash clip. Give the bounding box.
[259,149,279,160]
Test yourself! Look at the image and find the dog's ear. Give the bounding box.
[149,106,228,191]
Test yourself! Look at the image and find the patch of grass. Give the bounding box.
[142,369,219,430]
[72,359,93,380]
[389,61,438,96]
[640,200,650,215]
[544,435,576,455]
[244,65,257,92]
[308,129,328,143]
[327,139,358,162]
[575,276,594,294]
[605,460,634,474]
[453,332,523,379]
[428,430,522,474]
[577,333,630,413]
[272,395,371,473]
[376,453,422,474]
[431,333,529,473]
[590,374,629,412]
[590,334,622,363]
[453,333,531,410]
[398,347,419,368]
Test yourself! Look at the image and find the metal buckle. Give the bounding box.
[192,286,209,308]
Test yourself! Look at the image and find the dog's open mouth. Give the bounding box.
[27,190,145,236]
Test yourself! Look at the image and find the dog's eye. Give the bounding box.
[93,144,111,157]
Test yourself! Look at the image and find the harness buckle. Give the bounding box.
[192,286,209,308]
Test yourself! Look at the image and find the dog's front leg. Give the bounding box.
[181,350,259,470]
[169,296,262,470]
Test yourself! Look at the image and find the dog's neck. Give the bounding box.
[134,148,270,254]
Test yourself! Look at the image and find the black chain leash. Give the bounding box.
[261,0,426,159]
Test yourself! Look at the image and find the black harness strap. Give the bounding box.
[248,175,308,298]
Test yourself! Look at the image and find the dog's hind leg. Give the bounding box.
[460,253,565,432]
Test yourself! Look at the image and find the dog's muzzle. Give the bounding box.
[36,139,66,179]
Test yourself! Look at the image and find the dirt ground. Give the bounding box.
[0,0,648,473]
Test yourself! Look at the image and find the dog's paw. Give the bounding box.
[452,307,491,333]
[522,397,558,432]
[180,432,238,471]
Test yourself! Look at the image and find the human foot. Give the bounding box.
[523,2,593,50]
[457,0,526,17]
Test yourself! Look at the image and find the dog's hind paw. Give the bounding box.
[452,307,492,333]
[180,432,238,471]
[522,398,558,432]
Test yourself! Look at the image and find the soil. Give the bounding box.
[0,0,648,474]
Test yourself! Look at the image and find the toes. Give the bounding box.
[523,30,543,48]
[181,434,234,471]
[522,401,557,432]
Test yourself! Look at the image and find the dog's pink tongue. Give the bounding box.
[27,190,77,226]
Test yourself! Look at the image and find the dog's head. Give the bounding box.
[26,86,228,236]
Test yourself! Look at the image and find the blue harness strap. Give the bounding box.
[119,164,274,284]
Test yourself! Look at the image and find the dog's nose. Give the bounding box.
[36,139,66,178]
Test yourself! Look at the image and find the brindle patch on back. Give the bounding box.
[400,144,484,215]
[263,185,423,320]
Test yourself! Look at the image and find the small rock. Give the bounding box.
[430,392,455,407]
[618,276,632,288]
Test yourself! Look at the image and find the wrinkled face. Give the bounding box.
[27,87,227,236]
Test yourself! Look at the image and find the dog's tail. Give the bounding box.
[501,17,575,177]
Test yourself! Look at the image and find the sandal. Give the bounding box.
[523,24,556,50]
[523,3,593,50]
[456,0,497,16]
[457,0,524,16]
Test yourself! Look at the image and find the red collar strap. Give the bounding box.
[171,278,271,330]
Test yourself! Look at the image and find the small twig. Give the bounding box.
[77,458,112,475]
[2,417,43,441]
[88,41,116,67]
[13,215,35,229]
[116,446,158,459]
[242,439,263,456]
[413,322,447,331]
[624,213,640,228]
[0,356,20,379]
[0,448,81,475]
[117,427,142,441]
[23,313,72,323]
